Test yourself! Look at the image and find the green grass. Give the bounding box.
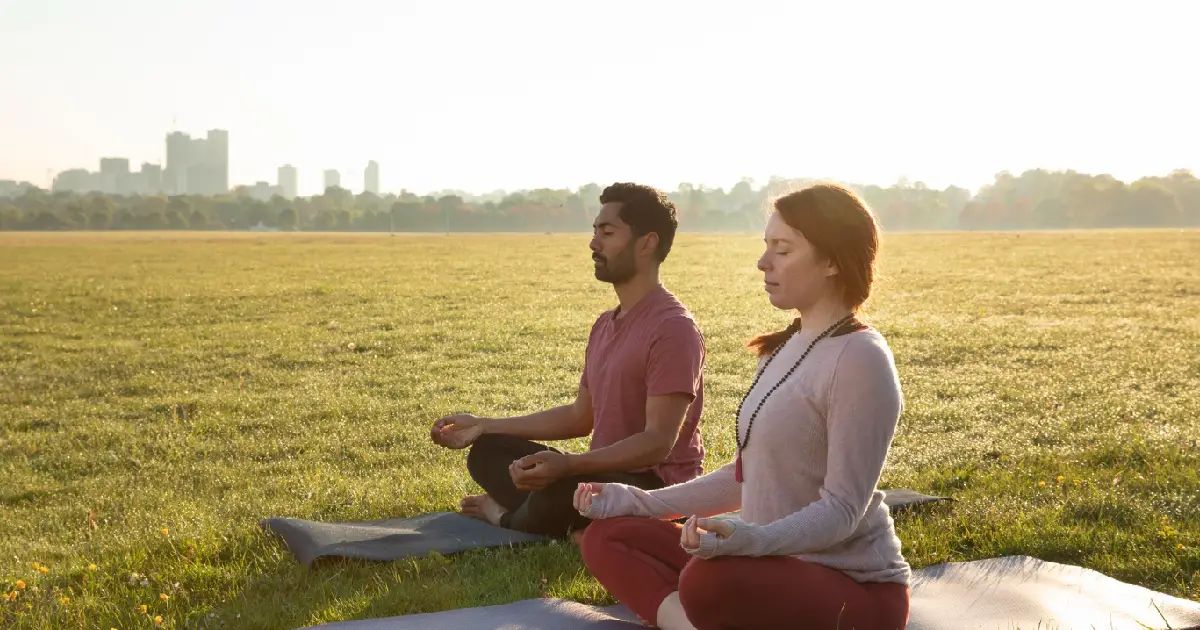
[1,229,1197,629]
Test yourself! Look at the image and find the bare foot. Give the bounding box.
[460,494,507,527]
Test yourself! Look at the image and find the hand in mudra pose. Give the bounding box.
[430,413,486,449]
[574,482,733,551]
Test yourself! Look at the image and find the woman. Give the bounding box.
[573,183,911,630]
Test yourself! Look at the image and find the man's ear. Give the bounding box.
[638,231,660,259]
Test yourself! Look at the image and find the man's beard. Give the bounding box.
[593,248,636,284]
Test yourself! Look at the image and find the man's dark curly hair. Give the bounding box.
[599,182,679,262]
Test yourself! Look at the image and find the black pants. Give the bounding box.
[466,433,664,538]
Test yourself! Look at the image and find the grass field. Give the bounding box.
[1,229,1198,629]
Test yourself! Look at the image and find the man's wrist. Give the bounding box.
[562,452,579,476]
[475,416,497,435]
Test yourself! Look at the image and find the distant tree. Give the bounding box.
[114,211,137,230]
[140,212,168,230]
[1129,181,1182,227]
[311,211,335,231]
[7,168,1198,232]
[140,196,169,217]
[166,210,189,229]
[189,209,209,229]
[32,211,66,230]
[64,203,87,228]
[0,204,23,230]
[277,208,297,231]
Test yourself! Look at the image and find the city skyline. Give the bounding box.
[2,2,1196,198]
[46,127,383,198]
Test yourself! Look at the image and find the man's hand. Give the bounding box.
[431,413,486,449]
[509,450,571,491]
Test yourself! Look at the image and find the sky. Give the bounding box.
[1,0,1197,197]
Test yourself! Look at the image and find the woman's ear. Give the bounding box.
[823,257,840,278]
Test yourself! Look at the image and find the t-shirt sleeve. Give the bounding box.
[646,316,705,399]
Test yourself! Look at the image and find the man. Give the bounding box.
[430,182,706,539]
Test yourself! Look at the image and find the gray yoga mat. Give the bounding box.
[306,556,1200,630]
[263,489,950,568]
[261,511,548,568]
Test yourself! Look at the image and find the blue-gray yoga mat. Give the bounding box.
[261,511,548,568]
[305,556,1200,630]
[262,488,951,568]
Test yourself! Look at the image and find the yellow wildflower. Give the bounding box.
[155,615,163,625]
[160,593,169,601]
[139,604,148,614]
[38,566,48,575]
[59,597,69,605]
[88,563,98,572]
[30,562,39,570]
[1179,543,1186,550]
[1038,481,1046,487]
[15,580,25,590]
[160,528,169,537]
[1056,475,1064,484]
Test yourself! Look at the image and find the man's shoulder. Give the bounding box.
[647,310,704,353]
[589,308,616,329]
[652,287,699,322]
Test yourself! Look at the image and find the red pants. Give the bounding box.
[581,517,910,630]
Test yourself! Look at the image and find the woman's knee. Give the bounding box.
[579,516,644,564]
[678,558,740,624]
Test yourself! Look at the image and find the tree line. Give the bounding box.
[2,169,1197,233]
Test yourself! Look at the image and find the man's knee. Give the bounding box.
[465,433,507,479]
[513,485,582,537]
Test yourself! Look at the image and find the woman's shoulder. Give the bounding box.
[824,326,904,414]
[833,326,899,376]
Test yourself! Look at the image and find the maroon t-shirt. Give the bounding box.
[580,285,706,486]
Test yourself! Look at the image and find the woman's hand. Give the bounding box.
[574,482,607,515]
[680,515,735,551]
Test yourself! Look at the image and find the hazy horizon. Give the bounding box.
[2,0,1197,197]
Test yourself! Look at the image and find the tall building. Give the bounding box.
[364,160,379,195]
[164,129,229,195]
[165,131,194,194]
[99,157,130,194]
[141,163,163,194]
[278,164,298,200]
[323,169,341,191]
[202,129,229,194]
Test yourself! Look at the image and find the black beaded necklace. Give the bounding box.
[734,314,855,483]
